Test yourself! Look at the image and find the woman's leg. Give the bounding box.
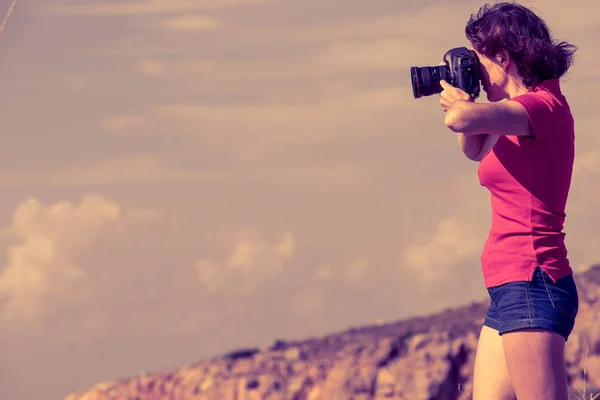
[488,267,578,400]
[502,328,569,400]
[472,325,516,400]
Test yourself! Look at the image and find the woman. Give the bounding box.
[438,2,578,400]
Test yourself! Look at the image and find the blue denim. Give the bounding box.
[483,266,579,341]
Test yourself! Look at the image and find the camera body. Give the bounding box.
[411,47,481,99]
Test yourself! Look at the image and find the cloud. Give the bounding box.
[134,60,166,77]
[195,230,294,294]
[93,5,475,160]
[0,154,373,190]
[6,1,599,399]
[314,264,335,281]
[343,259,369,284]
[161,15,221,31]
[0,195,121,324]
[293,289,326,315]
[0,156,211,188]
[101,85,410,157]
[97,81,409,173]
[95,2,469,56]
[308,259,369,286]
[58,74,97,93]
[574,150,600,176]
[119,36,420,88]
[43,0,281,16]
[402,217,482,283]
[0,194,160,333]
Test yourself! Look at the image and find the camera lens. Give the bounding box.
[410,66,446,98]
[411,67,422,98]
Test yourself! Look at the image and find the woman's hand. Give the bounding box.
[439,80,472,112]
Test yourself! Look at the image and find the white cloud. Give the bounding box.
[402,217,482,282]
[43,0,281,16]
[135,60,166,77]
[195,230,294,294]
[102,85,408,141]
[0,156,219,188]
[0,195,120,324]
[343,259,369,284]
[0,154,373,189]
[293,289,326,314]
[314,264,335,281]
[161,16,221,31]
[275,231,294,259]
[574,151,600,176]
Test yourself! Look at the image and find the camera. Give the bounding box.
[410,47,481,99]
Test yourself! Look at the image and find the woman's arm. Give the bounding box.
[445,100,533,137]
[457,132,499,161]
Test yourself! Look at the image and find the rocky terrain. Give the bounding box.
[66,265,600,400]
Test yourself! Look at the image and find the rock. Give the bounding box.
[283,347,302,361]
[64,265,600,400]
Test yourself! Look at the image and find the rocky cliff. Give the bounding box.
[66,265,600,400]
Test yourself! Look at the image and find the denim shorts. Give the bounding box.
[483,266,579,341]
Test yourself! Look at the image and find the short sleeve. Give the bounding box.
[509,92,557,140]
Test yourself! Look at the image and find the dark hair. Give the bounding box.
[465,1,577,88]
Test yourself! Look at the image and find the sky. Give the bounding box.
[0,0,599,398]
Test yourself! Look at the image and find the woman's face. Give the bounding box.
[474,48,508,102]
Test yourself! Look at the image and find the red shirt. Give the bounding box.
[478,78,574,288]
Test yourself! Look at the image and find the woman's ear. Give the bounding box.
[496,49,510,69]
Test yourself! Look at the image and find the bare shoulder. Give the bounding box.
[445,100,533,137]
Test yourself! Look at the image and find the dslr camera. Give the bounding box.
[410,47,481,99]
